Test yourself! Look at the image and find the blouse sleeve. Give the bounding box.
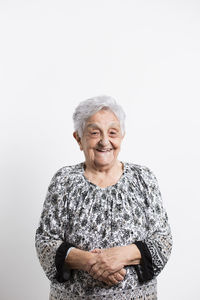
[134,167,173,283]
[35,169,70,282]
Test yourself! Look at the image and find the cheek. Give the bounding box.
[112,139,122,149]
[83,141,97,155]
[81,137,96,149]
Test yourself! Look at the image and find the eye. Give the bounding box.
[91,131,99,135]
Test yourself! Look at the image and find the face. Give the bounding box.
[73,109,124,169]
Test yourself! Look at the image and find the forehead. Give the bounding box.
[85,109,120,127]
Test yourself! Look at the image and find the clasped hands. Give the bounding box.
[86,246,140,286]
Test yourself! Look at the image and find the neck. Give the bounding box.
[84,160,123,175]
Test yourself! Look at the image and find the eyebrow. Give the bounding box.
[86,123,120,129]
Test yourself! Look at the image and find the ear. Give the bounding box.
[73,131,83,150]
[121,131,125,140]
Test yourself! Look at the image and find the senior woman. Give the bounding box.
[35,95,172,300]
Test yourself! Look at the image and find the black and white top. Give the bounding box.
[35,162,172,300]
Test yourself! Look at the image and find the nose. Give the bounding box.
[98,134,110,147]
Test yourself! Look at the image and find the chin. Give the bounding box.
[94,159,115,167]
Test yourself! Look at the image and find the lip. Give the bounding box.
[95,148,113,152]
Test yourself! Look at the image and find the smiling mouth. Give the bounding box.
[96,149,113,152]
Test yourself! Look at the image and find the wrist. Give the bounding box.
[122,244,141,266]
[84,252,97,272]
[66,248,97,272]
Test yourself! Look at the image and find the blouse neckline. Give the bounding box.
[80,161,127,190]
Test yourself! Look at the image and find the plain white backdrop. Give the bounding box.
[0,1,200,299]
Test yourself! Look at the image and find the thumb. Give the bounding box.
[91,248,102,253]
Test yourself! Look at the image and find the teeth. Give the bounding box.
[97,149,112,152]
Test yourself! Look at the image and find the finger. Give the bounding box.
[90,267,104,279]
[100,270,110,280]
[89,264,98,277]
[101,278,113,286]
[104,281,113,286]
[107,274,119,285]
[118,268,126,277]
[132,259,140,265]
[98,276,111,285]
[91,248,102,253]
[113,272,124,281]
[92,270,104,280]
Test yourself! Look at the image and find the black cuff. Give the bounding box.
[134,241,154,283]
[55,241,74,283]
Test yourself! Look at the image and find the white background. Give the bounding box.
[0,0,200,299]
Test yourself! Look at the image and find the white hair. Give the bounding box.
[73,95,126,137]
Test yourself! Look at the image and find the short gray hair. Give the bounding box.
[73,95,126,137]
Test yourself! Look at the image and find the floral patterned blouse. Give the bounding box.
[35,162,172,300]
